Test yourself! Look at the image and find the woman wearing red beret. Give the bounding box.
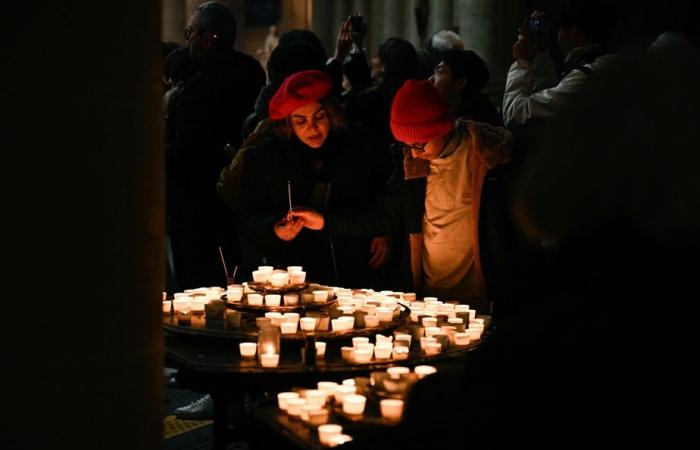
[218,70,393,286]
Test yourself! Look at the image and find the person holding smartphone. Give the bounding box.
[502,0,619,130]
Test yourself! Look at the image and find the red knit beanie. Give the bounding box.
[268,70,333,120]
[390,79,455,143]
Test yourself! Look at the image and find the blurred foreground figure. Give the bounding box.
[366,37,700,450]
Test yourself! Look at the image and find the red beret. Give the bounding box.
[268,70,333,120]
[390,79,455,143]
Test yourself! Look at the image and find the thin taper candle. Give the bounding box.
[287,180,293,212]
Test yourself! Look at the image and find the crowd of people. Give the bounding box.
[163,0,700,441]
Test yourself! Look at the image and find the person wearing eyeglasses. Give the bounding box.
[292,80,513,313]
[166,1,265,294]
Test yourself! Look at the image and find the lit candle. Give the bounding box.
[283,293,299,305]
[342,394,366,415]
[277,391,299,410]
[414,365,438,378]
[374,342,392,360]
[317,381,338,397]
[312,290,328,303]
[353,348,372,363]
[315,341,326,358]
[269,273,289,287]
[352,337,369,348]
[364,314,379,328]
[376,307,393,322]
[239,342,257,360]
[300,317,317,331]
[454,332,471,346]
[251,270,268,283]
[392,345,409,360]
[260,353,279,368]
[287,265,303,273]
[265,294,281,306]
[226,287,243,302]
[333,385,356,404]
[341,346,355,363]
[424,342,442,355]
[387,366,410,380]
[280,321,298,334]
[380,399,404,421]
[285,398,307,417]
[162,300,172,314]
[328,434,353,446]
[318,424,343,446]
[247,294,264,306]
[290,271,306,284]
[304,389,327,406]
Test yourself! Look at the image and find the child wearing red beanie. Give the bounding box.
[293,79,514,312]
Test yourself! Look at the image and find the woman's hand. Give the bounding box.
[368,236,392,270]
[290,207,325,230]
[273,216,305,241]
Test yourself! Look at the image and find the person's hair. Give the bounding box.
[267,42,327,84]
[438,49,490,94]
[278,29,328,59]
[428,30,464,54]
[273,95,345,140]
[377,38,418,90]
[556,0,618,46]
[195,1,237,50]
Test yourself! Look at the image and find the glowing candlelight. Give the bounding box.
[342,394,366,415]
[380,399,404,421]
[260,353,279,368]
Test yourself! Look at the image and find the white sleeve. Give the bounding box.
[503,52,591,127]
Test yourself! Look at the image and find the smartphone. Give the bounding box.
[349,15,366,34]
[527,18,542,33]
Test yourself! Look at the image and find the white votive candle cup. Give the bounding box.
[277,391,300,410]
[285,398,307,417]
[251,270,268,283]
[239,342,257,360]
[341,346,355,362]
[283,293,299,306]
[162,300,172,313]
[454,332,471,346]
[422,317,438,327]
[364,315,379,328]
[342,394,366,415]
[318,424,343,446]
[247,294,263,306]
[280,321,298,334]
[392,346,409,360]
[305,389,327,406]
[424,342,442,355]
[257,265,274,273]
[300,317,317,331]
[334,385,356,403]
[269,273,289,287]
[387,366,410,379]
[260,353,280,368]
[328,434,353,446]
[265,294,281,306]
[353,348,372,363]
[317,381,338,396]
[352,337,370,348]
[376,307,393,322]
[374,343,392,360]
[313,290,328,303]
[227,288,243,302]
[414,365,438,378]
[290,271,306,284]
[315,341,326,357]
[287,265,303,273]
[380,399,404,421]
[342,378,355,386]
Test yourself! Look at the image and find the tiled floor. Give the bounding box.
[164,368,249,450]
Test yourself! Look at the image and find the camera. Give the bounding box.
[527,18,542,33]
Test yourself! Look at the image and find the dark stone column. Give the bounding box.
[3,2,164,450]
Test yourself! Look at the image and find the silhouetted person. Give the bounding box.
[166,1,265,291]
